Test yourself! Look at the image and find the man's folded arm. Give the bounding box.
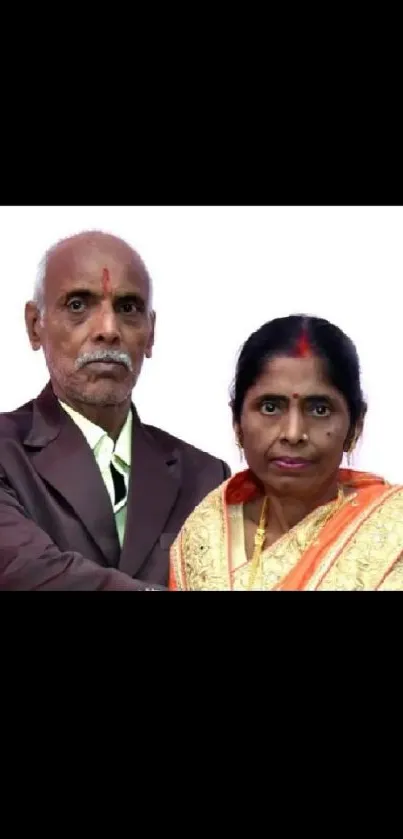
[0,471,165,591]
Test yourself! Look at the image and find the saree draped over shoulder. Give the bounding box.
[169,469,403,591]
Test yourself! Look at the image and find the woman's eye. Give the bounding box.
[311,404,331,417]
[260,401,278,415]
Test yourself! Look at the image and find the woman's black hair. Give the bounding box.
[231,314,367,440]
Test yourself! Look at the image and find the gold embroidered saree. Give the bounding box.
[169,470,403,590]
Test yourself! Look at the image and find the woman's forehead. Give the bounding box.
[248,355,337,396]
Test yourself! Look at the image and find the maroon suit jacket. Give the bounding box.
[0,383,230,590]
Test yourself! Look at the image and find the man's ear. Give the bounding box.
[25,301,43,351]
[145,310,156,359]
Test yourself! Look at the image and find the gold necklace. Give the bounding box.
[247,496,269,591]
[247,487,346,591]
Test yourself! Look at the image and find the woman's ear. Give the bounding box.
[354,403,367,445]
[344,405,367,453]
[232,424,243,454]
[231,411,242,448]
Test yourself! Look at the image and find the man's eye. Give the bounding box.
[68,298,85,312]
[120,301,138,314]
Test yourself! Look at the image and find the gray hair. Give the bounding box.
[33,233,154,316]
[33,251,48,315]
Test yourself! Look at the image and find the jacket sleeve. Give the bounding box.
[221,459,231,480]
[0,470,165,591]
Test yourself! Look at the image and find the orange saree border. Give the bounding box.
[169,529,185,590]
[169,469,400,591]
[223,467,394,591]
[276,481,398,591]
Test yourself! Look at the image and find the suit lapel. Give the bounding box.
[119,414,181,577]
[24,383,120,567]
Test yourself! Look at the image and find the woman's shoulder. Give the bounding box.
[354,478,403,522]
[342,469,403,496]
[381,483,403,507]
[388,483,403,494]
[178,469,259,538]
[183,479,229,527]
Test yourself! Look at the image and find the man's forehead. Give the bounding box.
[45,239,150,294]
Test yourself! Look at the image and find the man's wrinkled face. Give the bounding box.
[25,241,155,407]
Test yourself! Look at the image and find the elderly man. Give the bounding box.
[0,231,230,590]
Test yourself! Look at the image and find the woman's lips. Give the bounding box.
[270,458,312,471]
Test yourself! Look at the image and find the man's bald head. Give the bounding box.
[33,230,153,315]
[25,229,156,415]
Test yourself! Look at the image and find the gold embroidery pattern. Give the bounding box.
[377,556,403,590]
[232,498,350,591]
[303,492,389,591]
[171,486,230,590]
[170,484,403,591]
[172,487,353,590]
[316,489,403,590]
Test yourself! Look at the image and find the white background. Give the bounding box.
[1,205,402,482]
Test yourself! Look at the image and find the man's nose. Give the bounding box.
[91,302,121,343]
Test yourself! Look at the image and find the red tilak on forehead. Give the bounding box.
[292,393,300,399]
[102,267,111,294]
[294,328,313,358]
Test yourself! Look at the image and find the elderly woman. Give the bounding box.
[169,314,403,591]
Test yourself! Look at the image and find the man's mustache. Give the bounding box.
[74,350,133,372]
